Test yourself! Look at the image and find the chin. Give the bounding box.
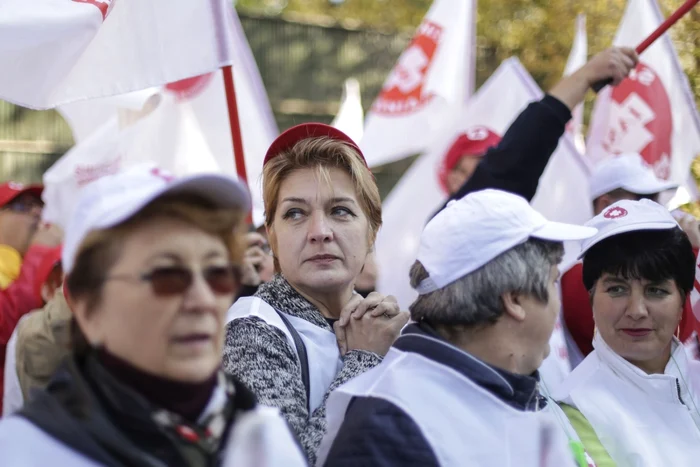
[301,272,354,292]
[165,357,219,383]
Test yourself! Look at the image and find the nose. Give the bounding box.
[307,210,333,244]
[182,271,219,311]
[625,288,649,320]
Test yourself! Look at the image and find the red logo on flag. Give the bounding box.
[371,20,443,115]
[603,62,673,179]
[603,206,628,219]
[72,0,113,20]
[165,73,214,101]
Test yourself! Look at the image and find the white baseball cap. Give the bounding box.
[588,153,678,201]
[62,164,251,274]
[579,198,679,258]
[414,189,598,295]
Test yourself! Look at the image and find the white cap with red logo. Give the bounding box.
[588,153,678,201]
[414,189,597,295]
[579,199,679,258]
[62,164,250,274]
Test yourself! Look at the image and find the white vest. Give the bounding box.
[555,332,700,467]
[0,406,307,467]
[316,346,578,467]
[227,297,342,413]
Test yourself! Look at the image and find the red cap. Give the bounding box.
[438,127,501,193]
[0,182,43,208]
[34,245,62,304]
[264,123,368,169]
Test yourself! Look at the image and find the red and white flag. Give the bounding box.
[360,0,476,167]
[376,57,591,309]
[563,14,588,154]
[332,78,364,145]
[43,9,277,228]
[586,0,700,185]
[0,0,235,109]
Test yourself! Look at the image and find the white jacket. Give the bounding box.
[555,332,700,467]
[0,405,307,467]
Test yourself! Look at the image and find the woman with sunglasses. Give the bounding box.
[0,165,306,467]
[224,123,409,464]
[554,199,700,466]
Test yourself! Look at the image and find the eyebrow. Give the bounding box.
[602,277,627,285]
[147,251,226,263]
[280,196,358,206]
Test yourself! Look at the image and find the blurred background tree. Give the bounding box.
[236,0,699,106]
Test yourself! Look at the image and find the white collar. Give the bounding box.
[592,331,689,404]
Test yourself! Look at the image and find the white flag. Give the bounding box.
[360,0,476,167]
[332,78,364,145]
[563,14,587,154]
[44,9,277,228]
[0,0,235,109]
[586,0,700,186]
[377,57,591,309]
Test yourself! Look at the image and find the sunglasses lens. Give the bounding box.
[149,267,192,296]
[204,266,239,294]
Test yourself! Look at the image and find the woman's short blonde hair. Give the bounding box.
[262,136,382,245]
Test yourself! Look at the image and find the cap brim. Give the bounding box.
[163,174,251,212]
[532,221,598,242]
[620,180,679,196]
[577,221,677,259]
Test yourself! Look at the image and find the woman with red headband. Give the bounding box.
[224,123,409,464]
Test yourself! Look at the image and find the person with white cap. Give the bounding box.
[0,165,307,467]
[554,199,700,467]
[561,153,700,360]
[316,189,598,467]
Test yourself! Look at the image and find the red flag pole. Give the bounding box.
[222,64,253,224]
[592,0,699,92]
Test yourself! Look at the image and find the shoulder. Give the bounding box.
[0,416,100,466]
[324,396,438,467]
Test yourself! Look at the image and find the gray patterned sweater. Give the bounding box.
[222,275,382,465]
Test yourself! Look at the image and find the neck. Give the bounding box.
[97,349,218,423]
[436,323,534,376]
[291,281,355,320]
[627,342,673,375]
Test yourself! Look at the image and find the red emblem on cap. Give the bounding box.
[603,207,628,219]
[371,20,442,115]
[72,0,113,20]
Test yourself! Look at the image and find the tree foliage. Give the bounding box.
[236,0,700,106]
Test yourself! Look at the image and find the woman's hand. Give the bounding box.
[334,292,409,357]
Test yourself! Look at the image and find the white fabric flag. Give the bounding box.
[44,9,277,228]
[0,0,235,109]
[375,58,590,390]
[563,14,587,154]
[331,78,364,144]
[586,0,700,187]
[360,0,476,167]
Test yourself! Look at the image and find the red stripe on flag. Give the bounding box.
[72,0,110,20]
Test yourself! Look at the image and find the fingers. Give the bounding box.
[369,295,400,318]
[351,292,385,321]
[339,294,363,327]
[390,311,411,330]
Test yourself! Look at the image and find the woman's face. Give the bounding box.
[591,273,683,372]
[75,217,237,382]
[270,167,371,296]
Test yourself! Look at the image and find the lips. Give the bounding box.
[620,329,653,337]
[172,333,212,344]
[306,254,340,263]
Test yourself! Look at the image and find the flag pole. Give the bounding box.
[222,65,248,184]
[592,0,699,92]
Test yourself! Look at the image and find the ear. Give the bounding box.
[71,298,106,347]
[594,195,614,215]
[502,291,527,322]
[40,283,52,304]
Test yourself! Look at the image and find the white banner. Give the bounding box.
[586,0,700,186]
[563,14,587,154]
[360,0,476,167]
[331,78,364,145]
[0,0,235,109]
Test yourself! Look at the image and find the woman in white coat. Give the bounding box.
[555,199,700,467]
[223,123,409,465]
[0,165,306,467]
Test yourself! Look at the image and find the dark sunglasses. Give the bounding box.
[109,265,240,296]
